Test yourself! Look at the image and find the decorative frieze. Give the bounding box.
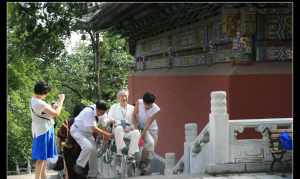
[145,57,169,69]
[134,5,291,71]
[264,47,292,61]
[135,56,146,70]
[240,7,256,37]
[222,8,240,38]
[173,28,198,50]
[265,14,292,41]
[196,26,206,48]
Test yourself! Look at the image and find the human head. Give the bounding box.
[34,81,51,98]
[143,92,156,110]
[95,100,108,116]
[117,89,129,106]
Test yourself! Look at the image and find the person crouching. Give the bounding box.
[70,101,112,179]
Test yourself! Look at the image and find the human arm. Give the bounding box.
[92,126,112,138]
[43,94,65,118]
[132,100,140,129]
[141,111,159,137]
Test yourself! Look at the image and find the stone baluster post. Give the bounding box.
[208,91,229,165]
[164,152,176,175]
[16,161,20,175]
[27,160,31,174]
[184,123,198,174]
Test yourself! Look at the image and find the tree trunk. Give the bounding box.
[88,30,102,101]
[95,33,101,101]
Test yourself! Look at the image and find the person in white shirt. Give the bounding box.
[132,92,160,174]
[30,81,65,179]
[70,101,112,179]
[107,89,141,160]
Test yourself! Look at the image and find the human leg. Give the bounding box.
[125,129,141,157]
[34,160,45,179]
[86,135,98,178]
[113,126,126,155]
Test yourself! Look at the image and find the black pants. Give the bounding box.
[63,146,89,179]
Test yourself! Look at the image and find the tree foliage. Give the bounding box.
[8,2,134,171]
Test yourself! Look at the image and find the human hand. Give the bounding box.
[103,132,113,141]
[141,130,146,138]
[58,94,65,101]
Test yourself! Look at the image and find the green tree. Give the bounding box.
[7,2,134,172]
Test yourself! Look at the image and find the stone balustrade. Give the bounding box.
[169,90,293,175]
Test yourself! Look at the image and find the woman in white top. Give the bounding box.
[108,89,141,159]
[30,81,65,179]
[132,92,160,174]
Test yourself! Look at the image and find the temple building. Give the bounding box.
[81,3,293,160]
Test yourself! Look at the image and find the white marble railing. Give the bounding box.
[168,91,293,176]
[189,123,210,174]
[228,118,293,163]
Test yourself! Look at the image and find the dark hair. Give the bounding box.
[96,100,108,111]
[73,104,85,117]
[143,92,156,104]
[34,81,51,95]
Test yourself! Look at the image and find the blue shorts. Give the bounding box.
[32,127,57,160]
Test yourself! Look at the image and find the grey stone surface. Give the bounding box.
[205,163,245,174]
[150,153,165,174]
[7,172,292,179]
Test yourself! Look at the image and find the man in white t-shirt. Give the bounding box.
[70,101,112,179]
[132,92,160,175]
[108,89,141,160]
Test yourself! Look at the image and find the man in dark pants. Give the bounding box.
[57,104,88,179]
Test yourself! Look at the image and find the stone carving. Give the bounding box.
[173,161,184,174]
[209,91,229,164]
[210,91,227,115]
[232,31,253,62]
[197,28,205,48]
[232,31,242,51]
[232,145,265,163]
[192,141,202,154]
[265,14,292,40]
[240,8,256,37]
[233,126,244,137]
[167,47,176,68]
[192,130,209,154]
[265,47,292,61]
[201,131,210,143]
[176,30,196,49]
[135,56,147,71]
[145,57,169,69]
[165,153,176,175]
[185,123,198,143]
[222,13,240,38]
[150,39,161,53]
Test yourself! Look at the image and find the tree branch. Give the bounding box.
[61,83,83,98]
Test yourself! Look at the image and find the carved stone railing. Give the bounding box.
[169,90,293,176]
[189,123,210,174]
[228,118,293,164]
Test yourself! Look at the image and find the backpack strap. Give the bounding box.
[87,106,95,111]
[87,106,99,123]
[31,106,51,121]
